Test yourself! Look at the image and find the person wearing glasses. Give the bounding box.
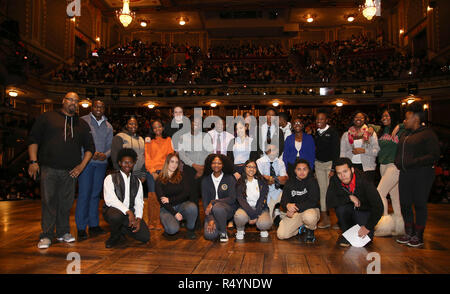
[28,92,95,249]
[234,159,272,240]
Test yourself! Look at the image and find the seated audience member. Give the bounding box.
[234,159,272,240]
[256,144,289,225]
[202,154,237,242]
[277,159,320,243]
[155,153,198,239]
[326,157,383,247]
[103,148,150,248]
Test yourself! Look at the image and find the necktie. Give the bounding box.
[216,133,221,154]
[267,126,272,144]
[270,161,276,177]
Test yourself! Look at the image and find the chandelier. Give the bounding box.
[361,0,377,20]
[116,0,135,27]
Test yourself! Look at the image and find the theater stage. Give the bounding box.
[0,200,449,274]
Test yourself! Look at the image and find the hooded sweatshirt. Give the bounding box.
[28,110,95,170]
[280,170,320,213]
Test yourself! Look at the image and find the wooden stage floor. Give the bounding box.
[0,199,449,274]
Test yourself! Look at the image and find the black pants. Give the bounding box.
[183,165,202,203]
[103,207,150,243]
[335,203,374,240]
[399,167,435,226]
[40,166,76,239]
[353,164,376,185]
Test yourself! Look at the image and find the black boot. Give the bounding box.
[304,228,316,243]
[396,223,414,244]
[407,225,425,247]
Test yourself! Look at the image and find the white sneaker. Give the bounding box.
[57,233,76,243]
[220,232,229,242]
[236,230,245,240]
[260,231,269,238]
[37,238,51,249]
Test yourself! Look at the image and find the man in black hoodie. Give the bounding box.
[277,159,320,243]
[28,92,95,249]
[326,157,383,247]
[394,102,440,247]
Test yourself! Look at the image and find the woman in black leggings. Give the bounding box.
[394,103,440,247]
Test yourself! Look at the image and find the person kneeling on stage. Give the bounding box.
[156,153,198,240]
[202,154,237,242]
[277,159,320,243]
[234,159,272,240]
[103,148,150,248]
[326,157,383,247]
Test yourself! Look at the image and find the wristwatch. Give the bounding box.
[29,160,38,164]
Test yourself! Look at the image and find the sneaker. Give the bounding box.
[304,228,316,243]
[298,225,305,236]
[88,226,106,236]
[338,235,350,247]
[220,232,229,242]
[236,230,245,240]
[77,230,88,241]
[407,235,424,247]
[260,231,269,238]
[57,233,76,243]
[396,233,413,244]
[37,237,51,249]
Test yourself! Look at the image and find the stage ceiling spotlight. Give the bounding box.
[210,102,217,108]
[8,90,18,97]
[147,103,155,109]
[272,101,280,107]
[81,100,90,108]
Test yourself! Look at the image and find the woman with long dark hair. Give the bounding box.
[201,154,237,242]
[234,159,272,240]
[340,111,380,183]
[155,153,198,239]
[374,109,405,237]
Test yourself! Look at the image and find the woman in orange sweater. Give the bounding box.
[145,119,174,228]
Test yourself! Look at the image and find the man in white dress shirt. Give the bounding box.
[103,148,150,248]
[208,116,234,155]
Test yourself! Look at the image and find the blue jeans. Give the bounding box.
[146,170,161,192]
[75,162,107,231]
[160,201,198,235]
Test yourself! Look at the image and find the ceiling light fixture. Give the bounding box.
[8,90,18,97]
[361,0,377,21]
[116,0,135,28]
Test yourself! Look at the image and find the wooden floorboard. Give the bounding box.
[0,200,449,274]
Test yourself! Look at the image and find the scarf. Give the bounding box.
[348,124,370,145]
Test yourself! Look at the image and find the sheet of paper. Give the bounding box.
[342,224,371,247]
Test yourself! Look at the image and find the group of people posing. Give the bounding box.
[28,92,440,250]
